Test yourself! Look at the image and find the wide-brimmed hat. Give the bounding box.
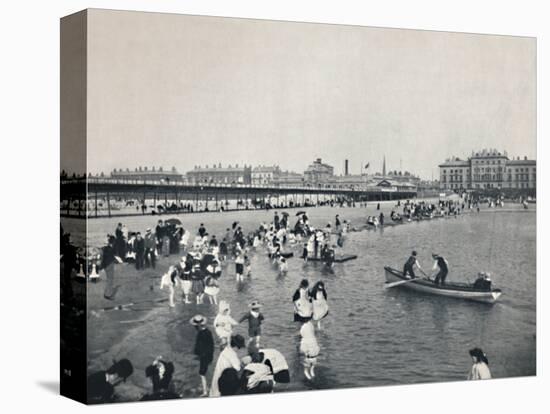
[190,314,207,326]
[248,300,262,309]
[108,358,134,381]
[146,228,152,233]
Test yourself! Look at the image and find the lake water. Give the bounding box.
[74,203,536,399]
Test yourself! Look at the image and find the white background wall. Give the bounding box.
[0,0,547,413]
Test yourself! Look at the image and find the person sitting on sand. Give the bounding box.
[240,360,274,394]
[141,356,178,401]
[87,359,134,404]
[243,343,290,386]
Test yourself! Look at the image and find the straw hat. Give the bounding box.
[190,314,207,326]
[248,300,262,309]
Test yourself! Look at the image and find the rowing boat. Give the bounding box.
[384,267,502,304]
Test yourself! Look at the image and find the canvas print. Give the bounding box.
[60,9,536,404]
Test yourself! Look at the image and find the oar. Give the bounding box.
[384,278,420,289]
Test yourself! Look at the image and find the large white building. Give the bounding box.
[439,149,536,191]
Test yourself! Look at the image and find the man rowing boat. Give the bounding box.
[403,251,423,279]
[431,253,449,285]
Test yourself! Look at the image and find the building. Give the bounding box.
[439,149,536,191]
[273,171,305,187]
[304,158,334,183]
[186,164,252,185]
[251,165,281,185]
[505,157,537,190]
[438,157,471,190]
[110,166,184,182]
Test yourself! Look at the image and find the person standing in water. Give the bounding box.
[191,315,215,396]
[311,281,329,330]
[467,347,492,380]
[235,251,245,282]
[293,279,313,323]
[431,253,449,285]
[299,321,320,380]
[239,300,265,346]
[213,300,239,347]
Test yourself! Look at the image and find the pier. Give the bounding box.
[60,177,417,218]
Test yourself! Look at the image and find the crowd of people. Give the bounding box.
[74,197,496,403]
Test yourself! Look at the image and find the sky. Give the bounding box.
[81,9,536,179]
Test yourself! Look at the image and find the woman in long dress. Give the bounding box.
[292,279,313,323]
[310,281,329,330]
[209,334,246,397]
[299,321,320,380]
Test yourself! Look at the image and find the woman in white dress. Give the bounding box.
[209,334,246,397]
[310,281,329,330]
[299,321,320,380]
[292,279,313,323]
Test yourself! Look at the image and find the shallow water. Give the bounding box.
[76,203,536,399]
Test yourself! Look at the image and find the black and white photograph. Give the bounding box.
[57,8,539,404]
[5,0,550,411]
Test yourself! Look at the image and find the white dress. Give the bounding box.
[294,288,313,319]
[312,291,329,321]
[209,346,241,397]
[299,322,320,365]
[213,314,238,341]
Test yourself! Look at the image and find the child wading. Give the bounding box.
[213,300,239,347]
[299,321,320,380]
[235,252,245,282]
[191,315,214,396]
[239,300,265,346]
[203,275,220,305]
